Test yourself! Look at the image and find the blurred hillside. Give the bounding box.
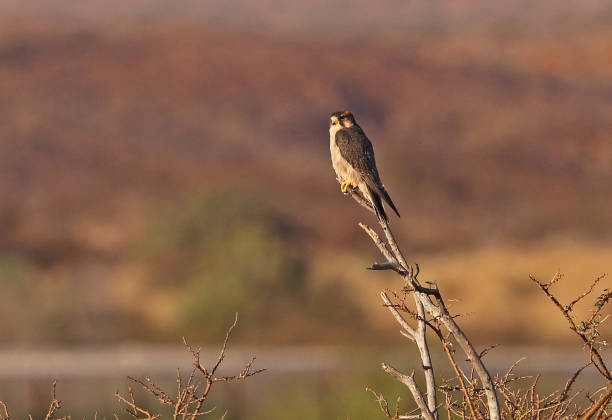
[0,0,611,346]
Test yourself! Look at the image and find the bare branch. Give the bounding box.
[359,223,398,267]
[115,388,160,420]
[366,387,396,419]
[530,274,612,382]
[0,401,9,420]
[382,363,435,420]
[114,316,263,420]
[441,338,480,420]
[44,381,61,420]
[362,214,500,420]
[568,274,606,311]
[561,361,591,401]
[581,386,612,420]
[370,262,407,274]
[381,291,417,340]
[211,313,239,376]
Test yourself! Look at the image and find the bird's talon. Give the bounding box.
[340,181,351,193]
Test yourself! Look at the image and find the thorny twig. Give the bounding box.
[530,274,611,382]
[115,314,264,420]
[44,381,62,420]
[360,216,499,420]
[382,364,436,420]
[362,213,611,420]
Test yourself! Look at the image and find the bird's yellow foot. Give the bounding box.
[340,181,355,194]
[340,181,350,193]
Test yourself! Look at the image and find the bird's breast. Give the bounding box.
[329,130,344,175]
[329,129,361,187]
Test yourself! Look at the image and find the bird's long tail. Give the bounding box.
[367,186,389,224]
[379,187,400,218]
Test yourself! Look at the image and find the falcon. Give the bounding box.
[329,110,400,223]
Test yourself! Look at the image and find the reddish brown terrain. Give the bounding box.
[1,0,611,345]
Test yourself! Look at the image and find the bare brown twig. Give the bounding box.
[530,274,611,382]
[0,401,10,420]
[44,381,62,420]
[441,338,480,420]
[366,387,399,419]
[115,314,265,420]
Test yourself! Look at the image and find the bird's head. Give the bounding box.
[330,110,356,128]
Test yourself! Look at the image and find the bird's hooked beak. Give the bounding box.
[330,116,339,126]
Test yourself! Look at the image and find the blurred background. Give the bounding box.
[1,0,611,418]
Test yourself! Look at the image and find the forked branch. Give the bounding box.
[115,314,265,420]
[360,216,500,420]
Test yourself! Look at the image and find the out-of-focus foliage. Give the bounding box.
[135,192,306,337]
[246,371,408,420]
[121,191,366,342]
[0,191,367,344]
[0,255,29,289]
[0,255,31,337]
[0,256,70,342]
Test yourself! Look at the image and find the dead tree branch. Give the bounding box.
[44,381,62,420]
[115,314,264,420]
[530,274,611,383]
[382,363,436,420]
[0,401,9,420]
[360,222,438,417]
[360,216,500,420]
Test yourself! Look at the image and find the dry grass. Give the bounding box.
[312,239,612,344]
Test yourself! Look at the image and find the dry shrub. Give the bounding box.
[360,205,611,420]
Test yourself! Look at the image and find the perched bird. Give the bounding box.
[329,110,400,223]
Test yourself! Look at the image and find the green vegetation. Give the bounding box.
[0,254,82,343]
[0,254,29,288]
[138,192,305,336]
[246,370,409,420]
[133,191,365,342]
